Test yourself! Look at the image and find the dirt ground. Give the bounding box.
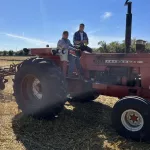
[0,57,150,150]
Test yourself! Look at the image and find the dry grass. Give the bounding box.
[0,56,150,150]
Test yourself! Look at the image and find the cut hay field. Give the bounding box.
[0,56,150,150]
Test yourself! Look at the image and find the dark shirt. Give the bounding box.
[73,31,89,45]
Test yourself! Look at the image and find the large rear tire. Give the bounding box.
[112,96,150,141]
[13,58,67,119]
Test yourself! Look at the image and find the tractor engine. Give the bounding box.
[89,66,141,87]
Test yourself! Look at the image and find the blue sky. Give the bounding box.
[0,0,149,50]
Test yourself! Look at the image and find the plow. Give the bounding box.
[0,64,17,77]
[0,63,18,90]
[1,0,150,142]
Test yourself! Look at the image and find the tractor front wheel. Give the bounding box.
[13,58,67,119]
[111,96,150,141]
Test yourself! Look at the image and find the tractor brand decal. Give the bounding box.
[93,59,143,64]
[105,60,144,64]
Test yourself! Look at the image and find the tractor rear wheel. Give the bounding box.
[111,96,150,141]
[13,58,67,119]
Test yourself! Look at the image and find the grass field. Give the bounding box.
[0,57,150,150]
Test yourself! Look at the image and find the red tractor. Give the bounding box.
[0,0,150,141]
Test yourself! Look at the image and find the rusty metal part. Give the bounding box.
[0,63,21,90]
[0,63,19,78]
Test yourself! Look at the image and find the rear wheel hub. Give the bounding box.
[32,78,42,100]
[22,75,43,101]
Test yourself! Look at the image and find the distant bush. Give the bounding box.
[3,51,8,56]
[15,50,24,56]
[0,40,150,56]
[8,50,14,56]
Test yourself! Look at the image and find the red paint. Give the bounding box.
[130,114,138,122]
[30,48,150,100]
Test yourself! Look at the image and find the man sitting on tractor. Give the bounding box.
[73,23,93,56]
[57,31,84,78]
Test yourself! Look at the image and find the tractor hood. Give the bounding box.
[80,51,150,70]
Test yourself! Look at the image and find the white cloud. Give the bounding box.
[3,33,56,47]
[101,12,112,20]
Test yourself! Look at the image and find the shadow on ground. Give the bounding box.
[12,100,140,150]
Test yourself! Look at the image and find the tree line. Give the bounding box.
[95,39,150,53]
[1,39,150,56]
[0,48,30,56]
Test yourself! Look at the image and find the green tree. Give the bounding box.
[98,41,107,52]
[130,38,136,52]
[119,41,126,52]
[0,51,3,56]
[97,38,141,53]
[8,50,14,56]
[3,50,7,56]
[108,41,121,53]
[145,42,150,52]
[16,50,24,56]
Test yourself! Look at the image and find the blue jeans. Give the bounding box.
[68,54,83,76]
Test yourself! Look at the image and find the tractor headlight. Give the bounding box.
[62,50,67,54]
[57,49,62,53]
[51,49,58,55]
[52,49,67,55]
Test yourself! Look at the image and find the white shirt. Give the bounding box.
[80,32,83,41]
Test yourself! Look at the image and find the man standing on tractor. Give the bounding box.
[73,23,93,55]
[57,31,84,78]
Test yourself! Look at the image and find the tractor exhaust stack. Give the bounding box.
[125,0,132,53]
